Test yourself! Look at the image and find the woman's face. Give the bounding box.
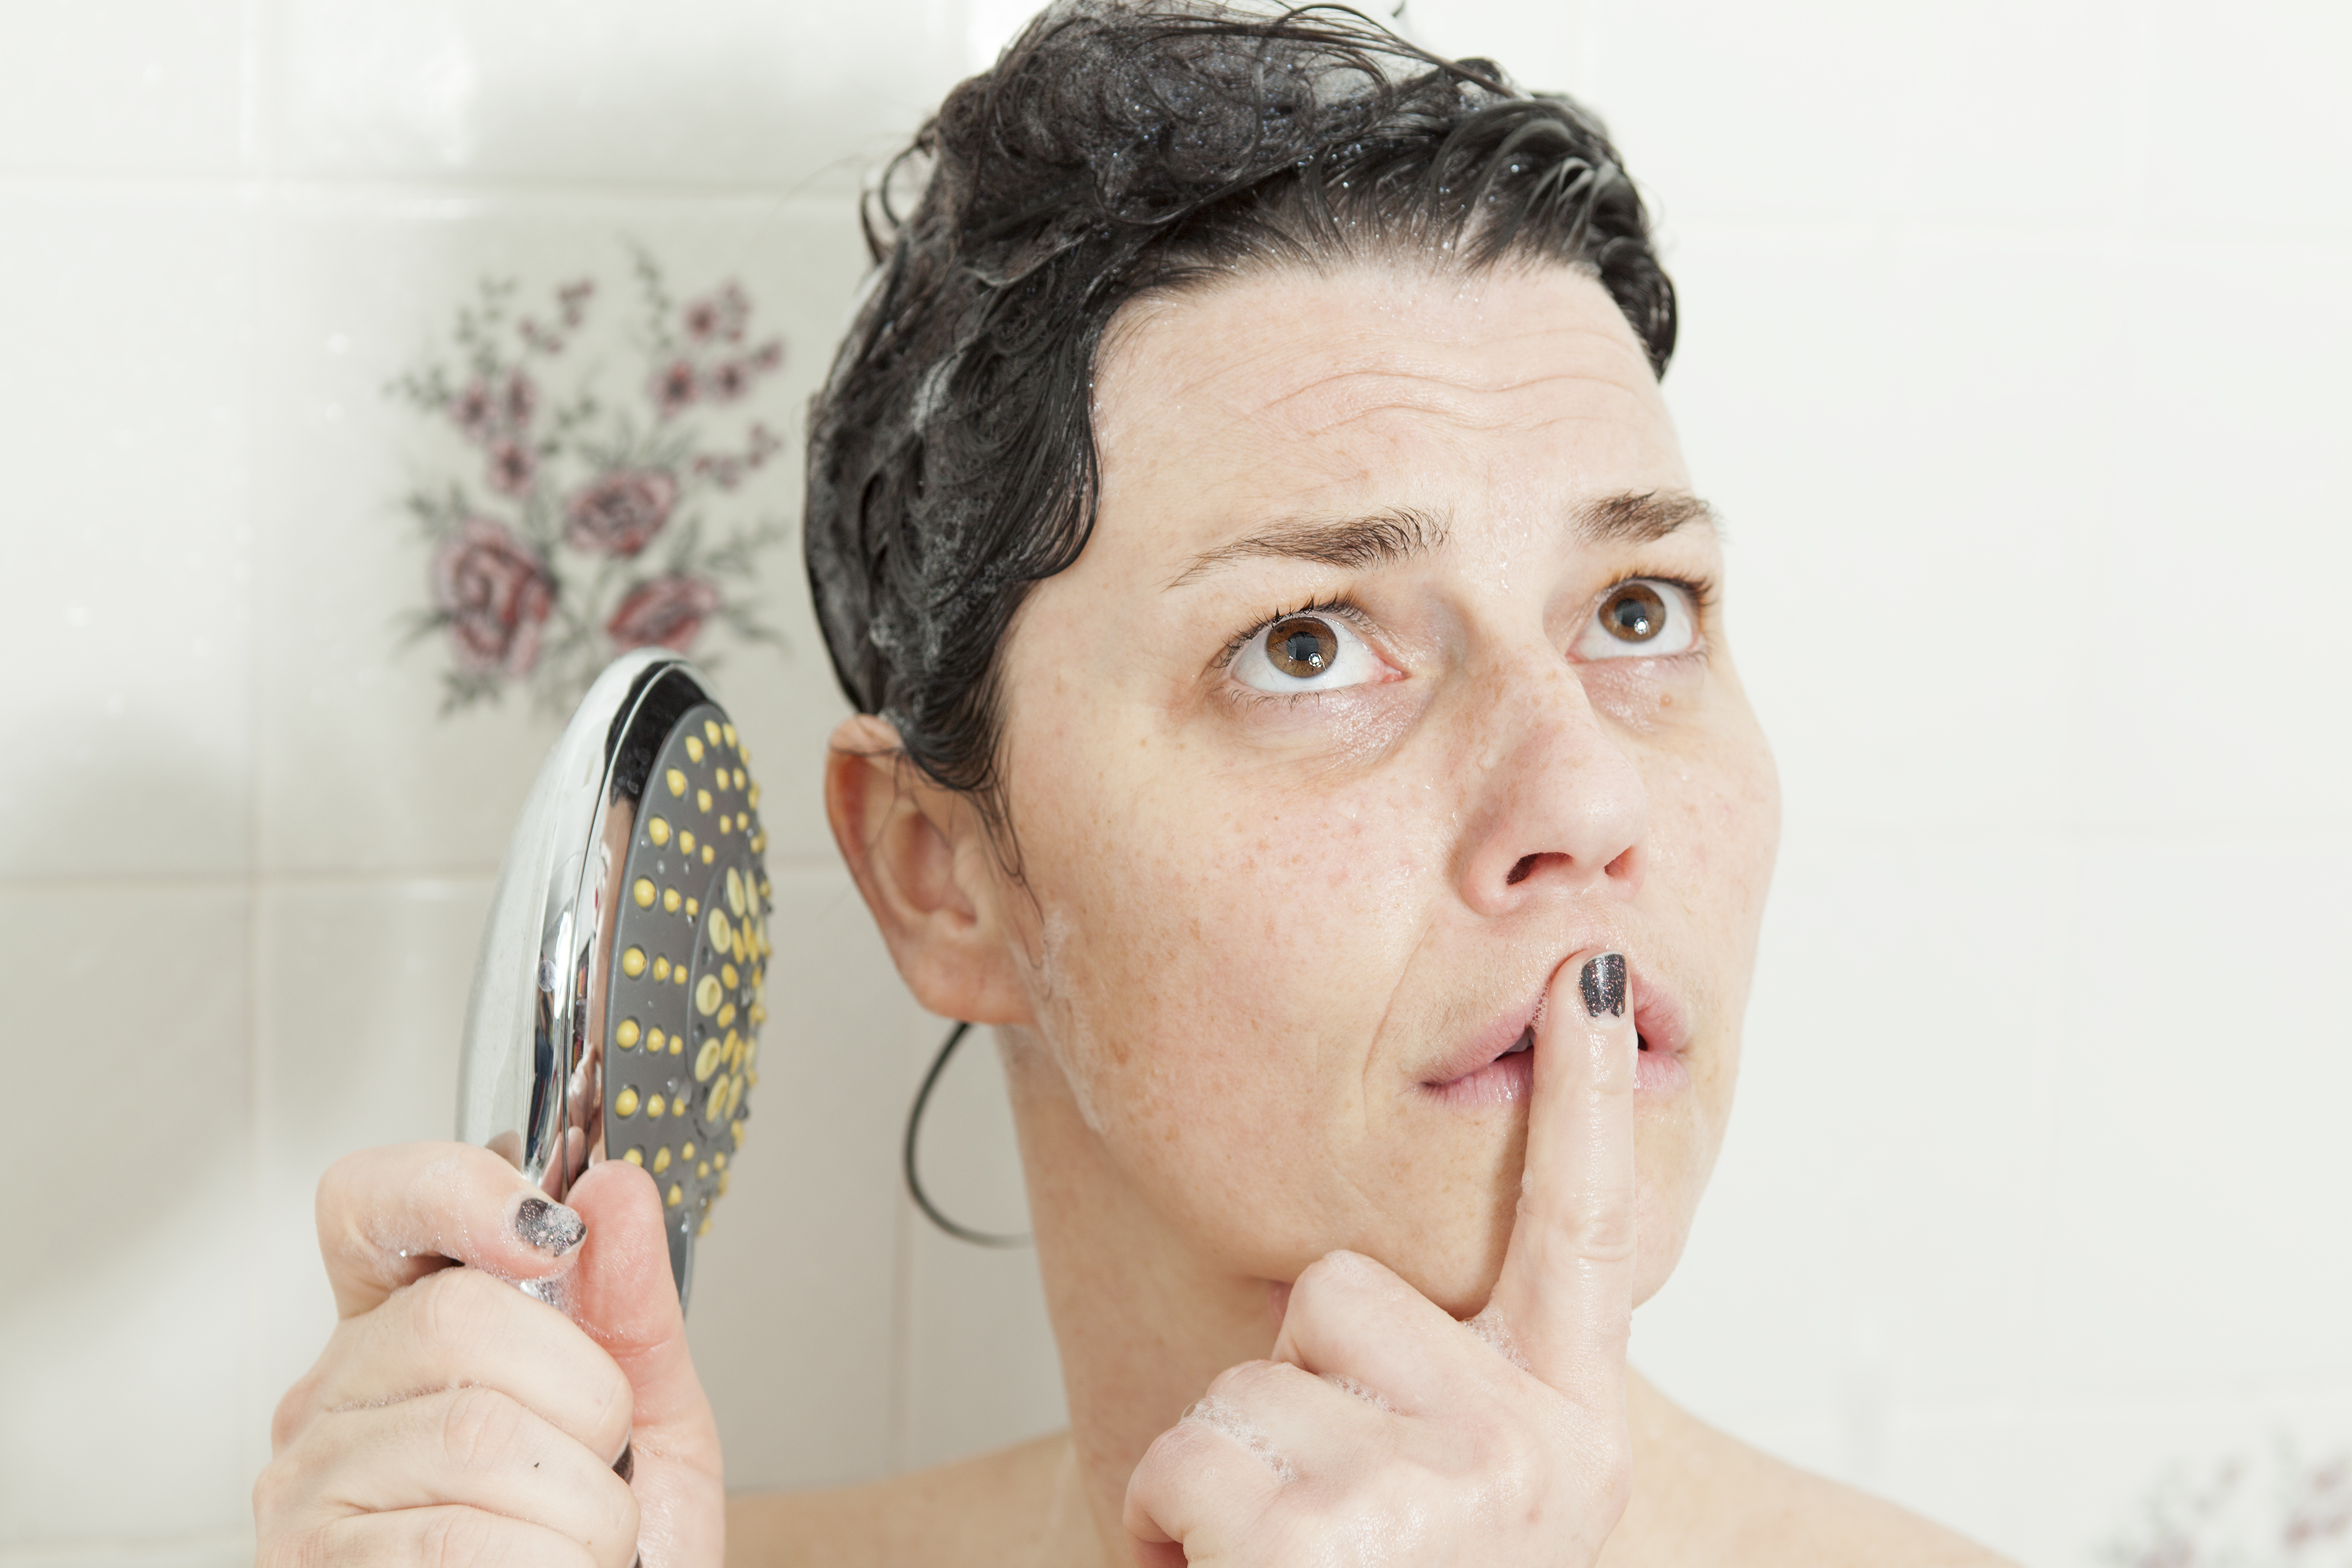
[984,260,1779,1315]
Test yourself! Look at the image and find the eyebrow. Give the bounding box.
[1162,490,1716,589]
[1578,490,1719,544]
[1163,507,1449,589]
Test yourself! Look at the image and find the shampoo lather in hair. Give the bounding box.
[457,650,771,1306]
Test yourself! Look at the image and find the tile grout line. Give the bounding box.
[0,852,843,896]
[2,166,2345,247]
[238,0,274,1513]
[0,166,881,209]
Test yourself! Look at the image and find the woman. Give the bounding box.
[256,5,2005,1563]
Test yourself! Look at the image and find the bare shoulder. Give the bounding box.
[726,1431,1081,1568]
[1618,1375,2015,1568]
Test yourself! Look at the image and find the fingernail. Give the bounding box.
[1579,952,1628,1019]
[513,1194,586,1256]
[612,1438,634,1482]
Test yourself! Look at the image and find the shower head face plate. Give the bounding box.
[457,650,771,1305]
[602,707,771,1276]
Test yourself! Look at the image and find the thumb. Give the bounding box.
[564,1159,726,1566]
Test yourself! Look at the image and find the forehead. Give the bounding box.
[1088,261,1688,553]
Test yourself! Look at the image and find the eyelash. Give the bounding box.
[1653,571,1714,608]
[1214,573,1719,674]
[1618,573,1719,640]
[1212,595,1372,673]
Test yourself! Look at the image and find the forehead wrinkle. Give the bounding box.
[1284,390,1641,447]
[1248,360,1655,445]
[1196,309,1642,416]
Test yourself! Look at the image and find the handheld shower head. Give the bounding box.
[457,649,771,1306]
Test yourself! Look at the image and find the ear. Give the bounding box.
[823,713,1034,1027]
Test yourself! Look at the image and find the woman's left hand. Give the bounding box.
[1122,949,1639,1567]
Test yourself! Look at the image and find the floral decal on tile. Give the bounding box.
[389,248,788,712]
[2103,1441,2351,1567]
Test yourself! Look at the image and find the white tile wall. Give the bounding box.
[0,188,255,880]
[0,0,248,176]
[0,887,253,1544]
[269,0,966,193]
[2,2,2346,1564]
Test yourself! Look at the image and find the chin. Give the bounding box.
[1332,1153,1700,1322]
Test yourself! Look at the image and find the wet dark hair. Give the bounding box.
[804,0,1675,825]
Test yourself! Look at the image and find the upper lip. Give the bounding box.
[1418,955,1688,1087]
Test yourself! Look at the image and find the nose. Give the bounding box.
[1452,654,1648,917]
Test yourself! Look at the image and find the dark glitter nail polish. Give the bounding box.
[1580,952,1628,1019]
[514,1195,585,1256]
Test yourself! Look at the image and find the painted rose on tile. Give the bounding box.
[430,517,555,676]
[2102,1441,2351,1568]
[390,247,787,712]
[607,574,721,653]
[565,469,677,557]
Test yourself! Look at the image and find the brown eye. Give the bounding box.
[1267,616,1338,678]
[1599,582,1668,643]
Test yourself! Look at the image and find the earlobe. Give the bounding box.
[823,714,1033,1027]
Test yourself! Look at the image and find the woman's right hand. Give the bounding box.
[1122,951,1641,1567]
[254,1144,726,1566]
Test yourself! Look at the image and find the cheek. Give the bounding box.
[1577,658,1693,733]
[1611,704,1776,1286]
[1034,775,1433,1054]
[1006,723,1442,1242]
[1636,706,1780,931]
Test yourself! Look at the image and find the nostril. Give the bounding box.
[1506,854,1539,885]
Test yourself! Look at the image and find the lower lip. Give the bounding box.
[1421,1033,1688,1108]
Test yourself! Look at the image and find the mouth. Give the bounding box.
[1417,962,1690,1110]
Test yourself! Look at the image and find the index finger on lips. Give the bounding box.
[1477,949,1639,1402]
[318,1142,589,1319]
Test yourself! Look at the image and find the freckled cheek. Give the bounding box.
[1033,785,1431,1101]
[1635,725,1778,881]
[1578,660,1700,732]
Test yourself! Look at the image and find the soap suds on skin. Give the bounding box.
[1030,904,1113,1136]
[1465,1307,1531,1371]
[1183,1393,1298,1483]
[1327,1373,1396,1412]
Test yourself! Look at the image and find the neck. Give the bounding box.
[1000,1028,1275,1563]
